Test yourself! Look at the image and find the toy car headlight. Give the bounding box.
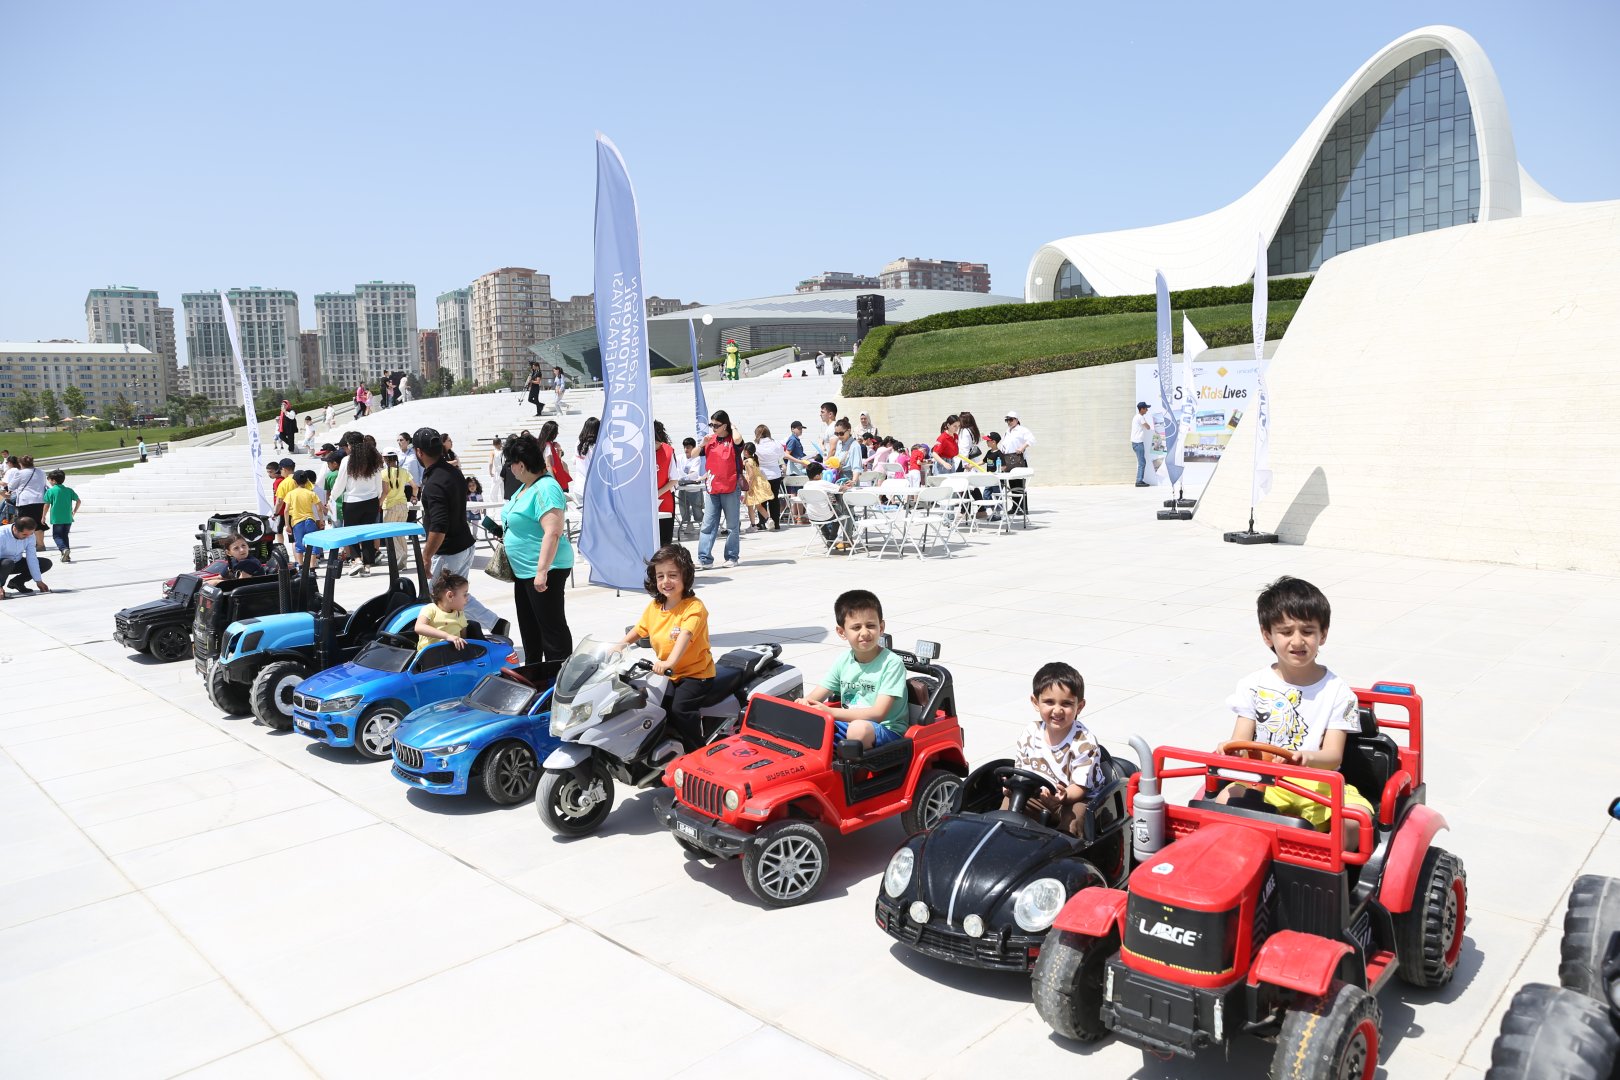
[962,914,986,938]
[884,847,915,898]
[673,767,684,787]
[550,700,592,736]
[427,743,469,757]
[321,695,362,712]
[723,788,740,812]
[1013,877,1066,933]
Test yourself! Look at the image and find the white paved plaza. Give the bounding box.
[4,486,1617,1079]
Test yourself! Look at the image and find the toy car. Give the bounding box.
[650,640,967,907]
[392,661,562,804]
[209,522,428,729]
[115,571,215,662]
[193,510,283,570]
[1030,683,1465,1080]
[875,751,1137,972]
[194,561,325,712]
[290,627,518,759]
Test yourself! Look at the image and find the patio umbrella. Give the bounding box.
[23,416,47,423]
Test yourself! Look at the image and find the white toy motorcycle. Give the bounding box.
[537,634,802,836]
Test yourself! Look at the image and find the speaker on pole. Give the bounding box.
[855,293,886,340]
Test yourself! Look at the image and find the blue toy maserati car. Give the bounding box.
[291,630,518,759]
[391,661,560,805]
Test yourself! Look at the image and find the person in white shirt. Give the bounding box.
[753,424,787,529]
[1130,401,1153,486]
[0,518,51,595]
[675,437,705,529]
[330,435,386,573]
[324,404,336,430]
[1001,410,1035,515]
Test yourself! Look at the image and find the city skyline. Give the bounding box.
[2,3,1615,346]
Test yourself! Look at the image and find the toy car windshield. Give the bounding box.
[467,674,537,715]
[553,634,629,701]
[353,639,414,674]
[171,576,203,603]
[746,697,826,751]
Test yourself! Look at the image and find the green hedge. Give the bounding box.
[845,277,1311,382]
[174,389,358,441]
[842,317,1297,398]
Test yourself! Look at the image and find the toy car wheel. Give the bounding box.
[1032,928,1118,1042]
[1271,981,1380,1080]
[742,821,829,907]
[355,704,404,760]
[250,661,308,731]
[901,768,963,835]
[480,741,540,805]
[148,626,193,663]
[1559,874,1620,1001]
[192,543,207,571]
[1486,982,1619,1080]
[536,763,615,836]
[1395,846,1466,988]
[206,662,250,716]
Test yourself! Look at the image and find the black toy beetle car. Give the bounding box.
[874,750,1136,972]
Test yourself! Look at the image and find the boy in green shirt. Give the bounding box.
[42,470,80,563]
[799,588,910,748]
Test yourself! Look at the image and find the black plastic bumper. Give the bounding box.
[1102,959,1240,1058]
[113,626,152,651]
[874,895,1040,972]
[650,788,752,859]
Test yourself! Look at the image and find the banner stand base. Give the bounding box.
[1162,498,1196,508]
[1224,529,1280,545]
[1157,509,1194,521]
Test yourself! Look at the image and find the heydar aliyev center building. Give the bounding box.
[1024,25,1566,299]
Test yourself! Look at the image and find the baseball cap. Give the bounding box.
[790,420,804,430]
[410,426,441,451]
[1004,410,1020,421]
[985,432,1001,442]
[321,451,343,464]
[384,449,399,459]
[1136,401,1150,409]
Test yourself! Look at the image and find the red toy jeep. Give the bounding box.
[1032,682,1465,1079]
[650,640,968,907]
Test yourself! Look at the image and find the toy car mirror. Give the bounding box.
[878,633,893,651]
[1610,796,1620,822]
[914,640,940,661]
[835,738,864,763]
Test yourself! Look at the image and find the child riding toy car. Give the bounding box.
[1030,682,1465,1080]
[650,640,967,907]
[391,661,562,805]
[192,510,283,570]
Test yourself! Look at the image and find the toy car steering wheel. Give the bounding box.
[993,765,1058,820]
[1218,740,1296,763]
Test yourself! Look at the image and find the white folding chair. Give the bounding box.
[782,473,808,525]
[1002,466,1034,528]
[798,486,849,556]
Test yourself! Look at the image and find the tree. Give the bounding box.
[62,384,86,419]
[6,390,38,447]
[184,394,215,427]
[39,389,60,426]
[109,392,136,428]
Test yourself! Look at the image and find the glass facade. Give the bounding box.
[1054,260,1097,299]
[1269,49,1480,276]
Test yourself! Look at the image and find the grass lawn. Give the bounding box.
[0,427,184,458]
[881,300,1300,375]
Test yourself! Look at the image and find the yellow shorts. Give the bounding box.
[1262,778,1374,831]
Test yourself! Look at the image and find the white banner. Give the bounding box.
[1136,358,1264,497]
[1251,233,1273,504]
[1176,315,1206,473]
[219,291,271,514]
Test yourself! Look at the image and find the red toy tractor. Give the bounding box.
[1032,682,1464,1079]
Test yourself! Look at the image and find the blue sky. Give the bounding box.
[1,0,1614,358]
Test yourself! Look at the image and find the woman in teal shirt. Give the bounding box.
[502,434,574,662]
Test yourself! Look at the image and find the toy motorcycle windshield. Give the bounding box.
[550,635,634,734]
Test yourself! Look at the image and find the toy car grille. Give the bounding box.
[681,774,725,816]
[114,615,133,634]
[394,744,424,769]
[292,692,320,712]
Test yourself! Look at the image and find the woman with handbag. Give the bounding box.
[5,457,48,552]
[501,434,573,663]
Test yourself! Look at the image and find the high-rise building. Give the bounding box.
[435,288,473,385]
[181,288,302,406]
[85,286,177,397]
[795,271,880,293]
[0,342,165,418]
[553,294,595,337]
[299,330,321,388]
[154,306,178,400]
[355,281,420,378]
[176,364,191,398]
[644,295,701,317]
[418,329,440,382]
[314,292,361,389]
[470,267,554,387]
[878,258,992,293]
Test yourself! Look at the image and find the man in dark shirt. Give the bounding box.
[412,426,503,634]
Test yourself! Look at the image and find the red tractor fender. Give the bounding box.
[1248,930,1354,997]
[1378,803,1448,914]
[1052,887,1129,938]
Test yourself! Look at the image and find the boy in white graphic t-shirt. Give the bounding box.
[1005,661,1102,837]
[1216,576,1375,830]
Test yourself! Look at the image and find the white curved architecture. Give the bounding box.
[1026,26,1558,299]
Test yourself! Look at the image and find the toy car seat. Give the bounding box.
[340,580,418,644]
[1339,705,1403,824]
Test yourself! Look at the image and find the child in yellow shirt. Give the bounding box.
[285,470,323,557]
[414,571,471,652]
[617,544,715,747]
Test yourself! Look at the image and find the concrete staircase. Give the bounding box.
[77,374,851,514]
